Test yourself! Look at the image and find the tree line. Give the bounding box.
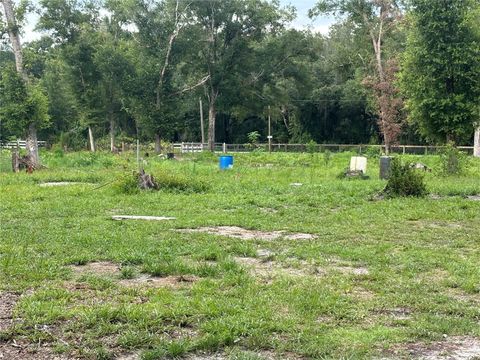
[1,0,479,166]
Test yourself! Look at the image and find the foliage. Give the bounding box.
[364,146,382,159]
[399,0,480,143]
[116,169,209,194]
[384,157,427,197]
[246,131,261,151]
[440,143,470,176]
[0,66,50,137]
[306,140,318,154]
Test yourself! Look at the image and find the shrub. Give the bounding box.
[115,172,140,194]
[246,131,261,151]
[440,142,469,176]
[306,140,318,154]
[384,157,427,197]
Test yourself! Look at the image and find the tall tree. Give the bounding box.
[311,0,404,153]
[1,0,45,166]
[189,0,290,151]
[399,0,480,144]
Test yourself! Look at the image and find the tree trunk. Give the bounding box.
[109,114,115,152]
[1,0,26,79]
[26,123,39,168]
[88,126,96,152]
[208,98,216,152]
[474,126,480,158]
[155,133,161,154]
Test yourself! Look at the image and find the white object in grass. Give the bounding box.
[350,156,367,174]
[112,215,176,221]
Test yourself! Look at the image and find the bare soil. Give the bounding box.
[1,293,69,359]
[180,226,315,241]
[383,336,480,359]
[119,274,198,288]
[235,256,309,278]
[70,261,120,276]
[0,292,18,332]
[70,262,198,289]
[0,341,69,360]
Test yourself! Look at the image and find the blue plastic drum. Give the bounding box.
[219,155,234,170]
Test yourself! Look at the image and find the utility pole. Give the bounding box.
[267,105,272,153]
[199,98,205,146]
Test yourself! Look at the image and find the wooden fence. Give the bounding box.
[173,142,475,155]
[0,140,47,149]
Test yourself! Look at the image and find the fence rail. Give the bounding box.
[0,140,474,156]
[173,142,475,155]
[0,140,47,149]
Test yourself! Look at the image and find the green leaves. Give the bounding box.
[399,0,480,143]
[0,66,50,137]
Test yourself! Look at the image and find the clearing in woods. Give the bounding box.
[0,151,479,359]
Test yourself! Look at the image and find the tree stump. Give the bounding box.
[138,169,158,190]
[12,152,35,173]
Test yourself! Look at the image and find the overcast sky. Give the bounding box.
[22,0,335,42]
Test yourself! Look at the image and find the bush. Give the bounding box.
[440,143,469,176]
[306,140,317,154]
[384,158,427,197]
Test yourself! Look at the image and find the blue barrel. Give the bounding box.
[219,155,234,170]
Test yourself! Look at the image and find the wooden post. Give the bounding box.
[268,106,272,153]
[223,143,226,153]
[88,126,95,152]
[199,98,205,145]
[474,126,480,158]
[136,139,140,169]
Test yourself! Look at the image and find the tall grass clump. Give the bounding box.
[115,170,209,194]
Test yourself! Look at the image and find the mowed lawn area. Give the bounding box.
[0,151,479,359]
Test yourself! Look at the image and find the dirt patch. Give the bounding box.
[467,195,480,201]
[70,261,120,276]
[119,274,198,288]
[116,352,141,360]
[0,342,69,360]
[259,207,279,214]
[408,220,463,229]
[180,226,315,241]
[0,292,19,332]
[348,288,375,300]
[185,350,282,360]
[377,307,412,321]
[235,257,314,279]
[447,288,480,305]
[331,265,369,276]
[383,336,480,359]
[257,249,275,257]
[326,258,370,276]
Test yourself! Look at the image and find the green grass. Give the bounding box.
[0,150,479,359]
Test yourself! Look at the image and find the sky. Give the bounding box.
[22,0,336,42]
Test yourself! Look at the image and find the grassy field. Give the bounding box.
[0,150,479,359]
